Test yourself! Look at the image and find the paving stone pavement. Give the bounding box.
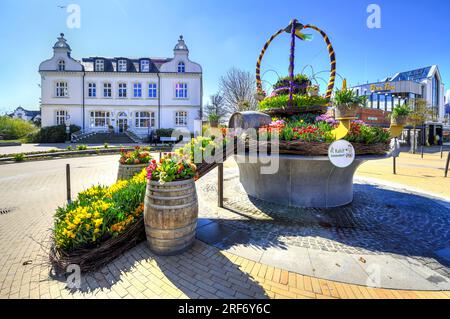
[0,156,449,299]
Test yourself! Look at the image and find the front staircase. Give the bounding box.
[73,132,136,144]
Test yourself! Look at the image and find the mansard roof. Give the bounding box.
[81,57,172,73]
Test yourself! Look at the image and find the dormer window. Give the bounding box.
[140,60,150,72]
[177,62,185,73]
[58,60,65,71]
[118,59,127,72]
[95,59,104,72]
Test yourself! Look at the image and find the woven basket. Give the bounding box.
[334,104,359,118]
[49,216,146,274]
[391,115,409,126]
[248,140,390,156]
[262,105,327,117]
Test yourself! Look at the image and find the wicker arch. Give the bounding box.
[255,22,336,100]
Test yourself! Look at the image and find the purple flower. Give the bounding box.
[315,114,338,125]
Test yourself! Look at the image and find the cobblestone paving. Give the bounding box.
[0,156,449,298]
[196,168,450,279]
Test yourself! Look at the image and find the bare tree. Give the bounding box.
[408,98,431,153]
[219,68,258,113]
[203,93,229,123]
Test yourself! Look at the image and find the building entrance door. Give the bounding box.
[117,112,128,133]
[118,119,127,133]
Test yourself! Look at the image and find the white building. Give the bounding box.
[39,33,202,138]
[9,106,41,123]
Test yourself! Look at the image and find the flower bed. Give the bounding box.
[117,146,152,180]
[253,115,391,156]
[50,170,147,273]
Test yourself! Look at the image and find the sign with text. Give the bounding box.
[328,140,355,168]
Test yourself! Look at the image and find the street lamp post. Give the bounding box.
[65,115,71,143]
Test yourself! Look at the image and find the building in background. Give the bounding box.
[39,34,202,138]
[8,106,41,124]
[351,66,446,145]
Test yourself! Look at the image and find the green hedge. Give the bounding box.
[0,116,38,140]
[32,125,81,143]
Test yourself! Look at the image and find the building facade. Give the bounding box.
[8,106,41,124]
[351,66,445,122]
[351,66,446,145]
[39,34,202,137]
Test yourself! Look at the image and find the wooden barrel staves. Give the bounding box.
[144,178,198,255]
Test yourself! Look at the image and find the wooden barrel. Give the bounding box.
[144,178,198,255]
[117,163,148,181]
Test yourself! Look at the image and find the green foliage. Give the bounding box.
[66,146,73,151]
[333,89,367,107]
[32,125,81,143]
[273,74,310,90]
[147,153,196,184]
[258,94,329,111]
[207,113,220,122]
[13,153,25,162]
[392,103,411,118]
[0,116,38,140]
[76,144,87,151]
[104,143,109,149]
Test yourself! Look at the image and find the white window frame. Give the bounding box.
[175,83,188,99]
[55,81,68,97]
[89,111,110,128]
[58,60,65,71]
[133,83,142,98]
[177,61,185,73]
[118,59,127,72]
[140,60,150,72]
[103,82,112,98]
[88,82,97,98]
[148,83,157,98]
[118,83,127,98]
[175,111,188,126]
[56,110,67,125]
[135,111,155,128]
[95,59,105,72]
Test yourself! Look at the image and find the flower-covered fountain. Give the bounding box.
[230,19,404,208]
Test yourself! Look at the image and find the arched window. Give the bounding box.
[58,60,65,71]
[177,62,185,73]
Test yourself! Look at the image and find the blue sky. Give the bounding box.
[1,0,449,114]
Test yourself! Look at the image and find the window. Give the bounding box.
[56,110,67,125]
[432,74,439,107]
[89,111,110,128]
[118,59,127,72]
[58,60,65,71]
[175,83,188,98]
[177,62,185,73]
[133,83,142,98]
[88,83,96,97]
[56,81,68,97]
[148,83,157,98]
[175,111,188,126]
[118,83,127,98]
[95,59,104,72]
[135,111,155,128]
[103,83,112,97]
[140,60,150,72]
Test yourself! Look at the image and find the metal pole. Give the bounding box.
[440,146,443,159]
[421,145,424,159]
[445,152,450,178]
[66,164,71,203]
[218,163,224,208]
[393,156,397,175]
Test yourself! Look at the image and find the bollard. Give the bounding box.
[421,146,424,159]
[66,164,71,203]
[393,156,397,175]
[218,163,224,208]
[440,146,443,159]
[445,152,450,178]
